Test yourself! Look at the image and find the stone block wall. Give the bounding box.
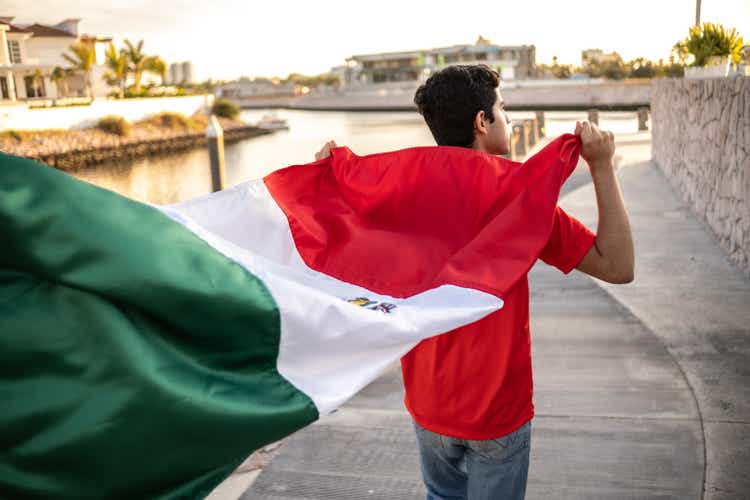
[652,78,750,276]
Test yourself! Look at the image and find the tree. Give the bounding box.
[628,57,656,78]
[103,42,128,98]
[51,66,69,98]
[583,52,627,80]
[657,56,685,78]
[144,56,167,85]
[123,39,147,94]
[30,69,45,98]
[671,41,690,65]
[62,41,96,99]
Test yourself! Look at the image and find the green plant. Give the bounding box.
[681,22,744,66]
[122,39,165,94]
[51,66,72,97]
[103,42,128,98]
[211,98,239,119]
[144,56,167,85]
[123,39,148,94]
[97,115,131,136]
[62,41,96,99]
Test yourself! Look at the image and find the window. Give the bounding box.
[7,40,22,64]
[0,77,9,99]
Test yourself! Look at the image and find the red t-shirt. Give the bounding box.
[401,206,596,440]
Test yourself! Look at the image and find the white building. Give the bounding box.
[343,37,537,86]
[181,61,194,84]
[168,61,195,85]
[168,63,182,85]
[0,17,111,102]
[581,49,621,67]
[217,77,298,99]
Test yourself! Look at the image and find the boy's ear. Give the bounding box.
[474,110,487,135]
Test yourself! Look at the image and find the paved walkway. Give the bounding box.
[210,133,750,499]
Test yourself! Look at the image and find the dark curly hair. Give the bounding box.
[413,64,500,147]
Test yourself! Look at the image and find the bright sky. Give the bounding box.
[6,0,749,81]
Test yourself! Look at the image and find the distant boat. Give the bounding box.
[256,114,289,131]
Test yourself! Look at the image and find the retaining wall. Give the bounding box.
[0,95,211,131]
[651,77,750,275]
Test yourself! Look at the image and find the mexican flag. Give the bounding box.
[0,135,582,499]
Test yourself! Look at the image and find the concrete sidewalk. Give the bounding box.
[560,157,750,499]
[211,133,750,499]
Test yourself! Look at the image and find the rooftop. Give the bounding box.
[349,39,535,62]
[23,23,76,38]
[0,17,30,33]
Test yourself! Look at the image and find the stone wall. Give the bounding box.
[652,78,750,275]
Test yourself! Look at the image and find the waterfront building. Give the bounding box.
[0,17,111,102]
[581,48,622,66]
[168,63,182,85]
[181,61,194,85]
[343,36,536,85]
[168,61,195,85]
[217,77,299,100]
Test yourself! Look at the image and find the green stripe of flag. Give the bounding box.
[0,154,318,499]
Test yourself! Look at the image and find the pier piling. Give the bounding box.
[511,123,526,160]
[587,109,599,126]
[637,107,649,131]
[535,111,545,138]
[207,115,226,192]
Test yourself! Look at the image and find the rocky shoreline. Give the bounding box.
[0,116,271,170]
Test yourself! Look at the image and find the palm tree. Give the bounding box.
[51,66,68,98]
[144,56,167,86]
[123,39,147,94]
[103,42,128,98]
[30,69,45,98]
[62,41,96,99]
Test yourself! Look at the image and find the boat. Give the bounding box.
[256,114,289,131]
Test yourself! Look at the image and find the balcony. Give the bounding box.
[0,58,44,69]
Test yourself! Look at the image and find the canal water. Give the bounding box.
[70,109,642,205]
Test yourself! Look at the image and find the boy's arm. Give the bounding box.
[574,121,635,284]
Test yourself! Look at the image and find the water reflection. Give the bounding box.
[71,148,213,205]
[70,109,640,205]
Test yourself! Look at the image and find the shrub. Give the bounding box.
[147,111,191,129]
[212,98,240,119]
[97,115,131,136]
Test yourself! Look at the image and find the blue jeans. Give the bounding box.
[412,420,531,500]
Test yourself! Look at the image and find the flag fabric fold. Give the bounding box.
[0,134,581,499]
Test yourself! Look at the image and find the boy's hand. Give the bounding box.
[314,140,338,161]
[575,121,615,173]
